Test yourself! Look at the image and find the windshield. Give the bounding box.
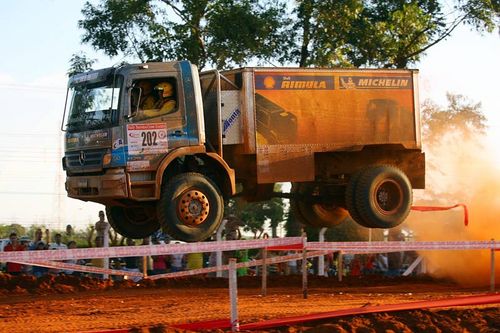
[64,75,123,132]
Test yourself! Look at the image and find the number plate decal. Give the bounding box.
[127,123,168,155]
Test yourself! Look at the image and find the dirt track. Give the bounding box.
[0,274,499,332]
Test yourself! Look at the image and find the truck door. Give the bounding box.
[126,75,188,171]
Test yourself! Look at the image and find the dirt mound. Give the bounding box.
[283,308,500,333]
[0,273,497,332]
[0,273,445,296]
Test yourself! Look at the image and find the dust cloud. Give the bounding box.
[404,131,500,286]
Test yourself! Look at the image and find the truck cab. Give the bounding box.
[62,61,234,241]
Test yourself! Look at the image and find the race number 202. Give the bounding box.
[141,131,158,147]
[127,123,168,155]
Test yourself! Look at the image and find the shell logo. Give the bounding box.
[263,76,276,89]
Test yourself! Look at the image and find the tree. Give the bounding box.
[0,224,26,238]
[239,197,285,238]
[421,93,486,144]
[417,92,487,203]
[79,0,290,70]
[67,53,96,77]
[290,0,499,68]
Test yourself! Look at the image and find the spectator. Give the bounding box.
[49,233,68,250]
[64,241,85,276]
[32,241,49,278]
[95,210,110,242]
[350,256,362,277]
[170,243,185,272]
[48,233,67,274]
[151,238,168,275]
[362,254,376,275]
[123,238,141,282]
[63,224,74,244]
[224,215,243,241]
[186,252,203,271]
[386,231,405,277]
[29,228,44,250]
[89,236,105,269]
[4,232,26,276]
[235,249,249,277]
[140,237,153,275]
[286,251,299,275]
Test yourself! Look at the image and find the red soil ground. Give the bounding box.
[0,274,498,332]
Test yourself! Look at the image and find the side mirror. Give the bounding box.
[125,86,142,120]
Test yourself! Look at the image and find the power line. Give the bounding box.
[0,83,65,93]
[0,132,60,137]
[0,191,66,196]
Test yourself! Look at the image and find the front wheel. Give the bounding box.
[106,204,160,239]
[157,172,224,242]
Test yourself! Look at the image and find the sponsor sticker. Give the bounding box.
[127,123,168,155]
[339,76,412,89]
[255,75,334,90]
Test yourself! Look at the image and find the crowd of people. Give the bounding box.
[2,212,417,280]
[1,211,110,277]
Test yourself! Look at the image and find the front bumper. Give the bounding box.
[65,168,128,202]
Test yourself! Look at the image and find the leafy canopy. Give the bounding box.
[79,0,289,69]
[78,0,499,69]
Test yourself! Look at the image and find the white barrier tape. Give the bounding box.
[308,241,500,252]
[149,251,329,280]
[3,238,497,264]
[17,260,143,277]
[0,237,303,262]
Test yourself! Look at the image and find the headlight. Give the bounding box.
[103,153,112,166]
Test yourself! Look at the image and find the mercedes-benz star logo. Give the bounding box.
[79,151,86,166]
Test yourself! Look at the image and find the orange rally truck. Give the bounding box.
[62,61,424,241]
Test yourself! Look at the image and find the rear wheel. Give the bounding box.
[291,183,348,228]
[106,204,160,239]
[345,170,372,228]
[354,165,412,228]
[157,172,223,242]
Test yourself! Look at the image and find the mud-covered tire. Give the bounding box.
[291,183,348,228]
[345,170,372,228]
[157,172,223,242]
[106,205,160,239]
[354,165,412,229]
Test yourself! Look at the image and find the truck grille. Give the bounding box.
[65,149,106,173]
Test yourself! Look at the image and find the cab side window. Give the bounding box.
[132,78,178,120]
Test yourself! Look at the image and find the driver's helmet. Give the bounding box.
[155,82,174,98]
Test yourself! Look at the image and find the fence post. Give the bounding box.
[103,223,110,280]
[338,251,343,282]
[261,247,267,296]
[318,227,327,276]
[216,219,228,278]
[229,258,239,332]
[302,234,308,299]
[490,239,495,293]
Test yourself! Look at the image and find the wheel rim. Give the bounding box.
[374,179,403,215]
[177,189,210,227]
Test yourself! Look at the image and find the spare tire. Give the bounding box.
[354,165,412,229]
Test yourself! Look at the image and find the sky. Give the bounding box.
[0,0,499,231]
